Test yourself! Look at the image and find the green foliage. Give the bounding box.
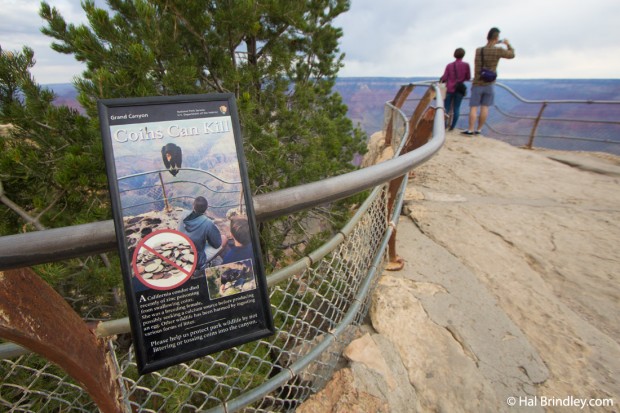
[0,46,121,316]
[0,353,96,411]
[0,4,370,408]
[1,0,369,313]
[0,47,110,231]
[38,0,367,264]
[42,254,128,319]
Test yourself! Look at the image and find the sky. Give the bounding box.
[1,0,619,84]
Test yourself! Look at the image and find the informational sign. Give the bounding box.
[98,94,274,374]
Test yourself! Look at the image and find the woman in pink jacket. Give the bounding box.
[440,48,471,131]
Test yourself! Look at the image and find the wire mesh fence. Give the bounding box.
[1,186,390,413]
[384,102,408,154]
[1,82,437,412]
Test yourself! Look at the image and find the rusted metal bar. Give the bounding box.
[526,102,548,149]
[0,267,126,413]
[386,104,439,270]
[404,106,437,154]
[385,175,406,270]
[407,87,435,142]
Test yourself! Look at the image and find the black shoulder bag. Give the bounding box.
[453,63,467,95]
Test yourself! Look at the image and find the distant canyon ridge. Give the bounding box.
[48,78,620,154]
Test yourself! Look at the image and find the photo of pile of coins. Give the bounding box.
[135,241,194,284]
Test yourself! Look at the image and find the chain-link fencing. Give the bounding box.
[1,82,443,412]
[1,184,391,412]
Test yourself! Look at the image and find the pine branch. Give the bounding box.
[166,4,226,93]
[35,191,64,222]
[0,180,45,230]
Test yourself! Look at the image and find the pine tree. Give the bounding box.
[0,46,122,317]
[0,47,108,230]
[39,0,366,267]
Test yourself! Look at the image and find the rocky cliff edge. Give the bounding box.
[298,131,620,413]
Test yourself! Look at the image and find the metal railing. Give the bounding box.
[118,168,242,214]
[438,81,620,155]
[0,82,445,412]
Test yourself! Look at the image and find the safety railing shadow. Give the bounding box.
[0,82,445,413]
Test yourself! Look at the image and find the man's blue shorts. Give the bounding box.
[469,84,495,107]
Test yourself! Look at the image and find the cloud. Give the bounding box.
[1,0,619,83]
[0,0,89,83]
[335,0,620,79]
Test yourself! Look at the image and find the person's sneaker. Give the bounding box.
[474,130,482,135]
[461,130,474,135]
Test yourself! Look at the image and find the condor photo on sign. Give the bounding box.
[98,94,274,374]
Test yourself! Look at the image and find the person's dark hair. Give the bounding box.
[230,216,251,245]
[193,196,208,214]
[487,27,500,41]
[454,48,465,59]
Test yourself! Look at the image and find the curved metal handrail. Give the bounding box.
[484,122,620,145]
[0,85,438,413]
[120,167,242,185]
[91,184,391,341]
[0,83,444,270]
[206,175,411,413]
[0,83,445,362]
[495,82,620,105]
[489,82,620,149]
[493,104,620,126]
[205,84,445,412]
[418,80,620,151]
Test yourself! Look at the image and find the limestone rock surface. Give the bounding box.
[297,132,620,412]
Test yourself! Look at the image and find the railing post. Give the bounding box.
[526,102,547,149]
[385,176,405,270]
[404,106,437,154]
[158,171,172,212]
[386,105,437,271]
[407,87,436,144]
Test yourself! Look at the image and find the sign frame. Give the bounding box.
[98,93,274,374]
